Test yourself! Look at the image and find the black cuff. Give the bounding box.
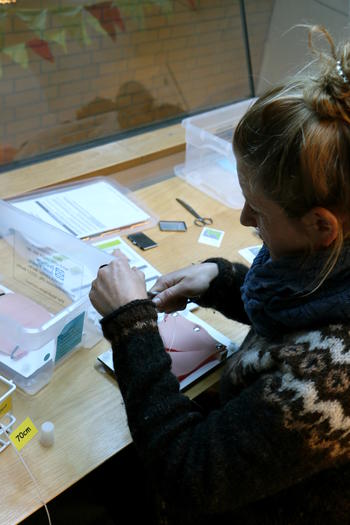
[100,299,157,342]
[199,258,248,302]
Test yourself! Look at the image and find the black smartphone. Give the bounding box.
[158,220,187,232]
[127,232,158,250]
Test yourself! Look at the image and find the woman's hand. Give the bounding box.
[149,262,218,313]
[89,250,147,317]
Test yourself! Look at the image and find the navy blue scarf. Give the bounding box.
[241,242,350,338]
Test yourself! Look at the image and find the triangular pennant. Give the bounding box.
[109,6,125,32]
[99,19,117,41]
[17,9,47,33]
[85,12,107,36]
[45,28,67,53]
[85,2,125,41]
[67,16,91,46]
[26,38,54,62]
[2,43,28,68]
[55,9,90,46]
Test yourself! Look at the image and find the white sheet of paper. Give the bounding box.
[11,180,150,239]
[93,235,161,291]
[92,235,198,310]
[238,244,263,264]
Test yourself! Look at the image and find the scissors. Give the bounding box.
[176,198,213,227]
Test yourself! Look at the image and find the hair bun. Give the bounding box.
[303,25,350,122]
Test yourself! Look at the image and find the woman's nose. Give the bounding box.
[240,202,257,227]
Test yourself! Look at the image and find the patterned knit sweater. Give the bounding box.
[100,258,350,525]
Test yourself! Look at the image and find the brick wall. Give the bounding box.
[0,0,274,165]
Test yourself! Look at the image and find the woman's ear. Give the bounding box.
[301,207,340,248]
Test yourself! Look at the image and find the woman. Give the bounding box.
[89,26,350,524]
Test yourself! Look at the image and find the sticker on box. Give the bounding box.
[56,312,85,362]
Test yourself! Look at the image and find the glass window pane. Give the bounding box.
[0,1,275,171]
[245,0,350,95]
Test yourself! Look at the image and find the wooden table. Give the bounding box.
[1,168,256,524]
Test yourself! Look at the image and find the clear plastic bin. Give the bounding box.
[175,98,256,209]
[0,199,112,395]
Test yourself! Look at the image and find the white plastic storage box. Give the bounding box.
[0,199,112,395]
[175,98,256,209]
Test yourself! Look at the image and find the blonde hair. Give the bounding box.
[234,25,350,282]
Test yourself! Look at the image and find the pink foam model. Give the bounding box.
[158,314,226,381]
[0,293,52,360]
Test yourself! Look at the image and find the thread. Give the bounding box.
[2,425,52,525]
[163,313,178,351]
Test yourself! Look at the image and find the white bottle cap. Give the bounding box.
[40,421,55,447]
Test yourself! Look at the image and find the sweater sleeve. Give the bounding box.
[100,300,341,523]
[197,257,250,324]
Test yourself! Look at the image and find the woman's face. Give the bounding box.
[237,159,311,260]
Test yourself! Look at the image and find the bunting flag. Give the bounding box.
[26,38,54,62]
[109,5,126,31]
[44,28,67,53]
[0,1,197,72]
[85,11,108,37]
[85,2,125,41]
[67,12,92,46]
[2,43,28,68]
[16,9,47,33]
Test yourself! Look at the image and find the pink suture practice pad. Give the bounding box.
[0,293,52,360]
[158,314,225,381]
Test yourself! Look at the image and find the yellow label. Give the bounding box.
[0,396,12,418]
[9,417,38,451]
